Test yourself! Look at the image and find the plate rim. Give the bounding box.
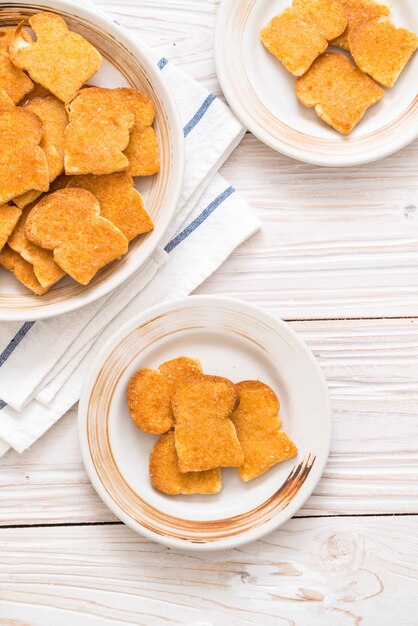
[214,0,418,167]
[0,0,184,321]
[78,295,332,551]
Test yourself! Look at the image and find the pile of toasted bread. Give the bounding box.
[0,12,158,294]
[261,0,418,134]
[127,357,298,495]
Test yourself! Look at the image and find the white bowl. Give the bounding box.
[215,0,418,167]
[0,0,184,320]
[78,296,332,551]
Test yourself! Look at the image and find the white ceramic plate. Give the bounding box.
[0,0,184,321]
[215,0,418,166]
[78,296,331,551]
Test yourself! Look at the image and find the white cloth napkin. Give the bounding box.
[0,51,260,455]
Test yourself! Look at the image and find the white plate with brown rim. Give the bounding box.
[214,0,418,167]
[0,0,184,321]
[78,296,331,551]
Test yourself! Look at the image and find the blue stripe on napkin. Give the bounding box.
[183,94,216,137]
[157,57,169,70]
[0,322,35,410]
[0,322,35,367]
[158,57,216,137]
[164,186,235,253]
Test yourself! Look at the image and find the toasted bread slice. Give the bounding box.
[14,95,68,209]
[0,204,21,253]
[149,432,222,495]
[114,88,159,177]
[295,53,384,134]
[349,17,418,88]
[127,357,202,434]
[0,108,49,205]
[173,375,244,473]
[261,0,347,76]
[304,0,349,41]
[158,357,203,389]
[25,188,128,285]
[0,49,33,104]
[0,245,48,295]
[126,125,159,177]
[0,26,33,103]
[65,87,134,175]
[8,206,65,289]
[231,381,297,482]
[67,172,153,241]
[9,13,102,102]
[128,368,172,435]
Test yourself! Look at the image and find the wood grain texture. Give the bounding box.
[202,137,418,318]
[99,0,220,93]
[1,518,417,625]
[1,319,417,525]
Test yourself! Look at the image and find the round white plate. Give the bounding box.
[78,296,331,551]
[0,0,184,321]
[215,0,418,166]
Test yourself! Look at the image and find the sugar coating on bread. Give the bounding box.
[65,87,134,175]
[115,88,159,176]
[0,48,33,103]
[67,172,153,241]
[173,375,244,473]
[332,0,390,50]
[305,0,349,41]
[8,206,65,288]
[127,357,202,434]
[14,95,68,209]
[158,357,203,390]
[261,7,326,76]
[9,13,102,102]
[0,204,22,253]
[25,188,128,285]
[295,53,384,134]
[0,245,48,295]
[349,17,418,88]
[128,369,172,435]
[261,0,347,76]
[230,381,297,482]
[126,126,160,177]
[149,431,222,495]
[0,108,49,204]
[293,0,389,50]
[25,95,67,181]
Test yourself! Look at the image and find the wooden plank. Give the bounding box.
[0,517,417,625]
[206,135,418,319]
[1,319,417,525]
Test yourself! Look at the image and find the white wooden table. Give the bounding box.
[1,1,418,624]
